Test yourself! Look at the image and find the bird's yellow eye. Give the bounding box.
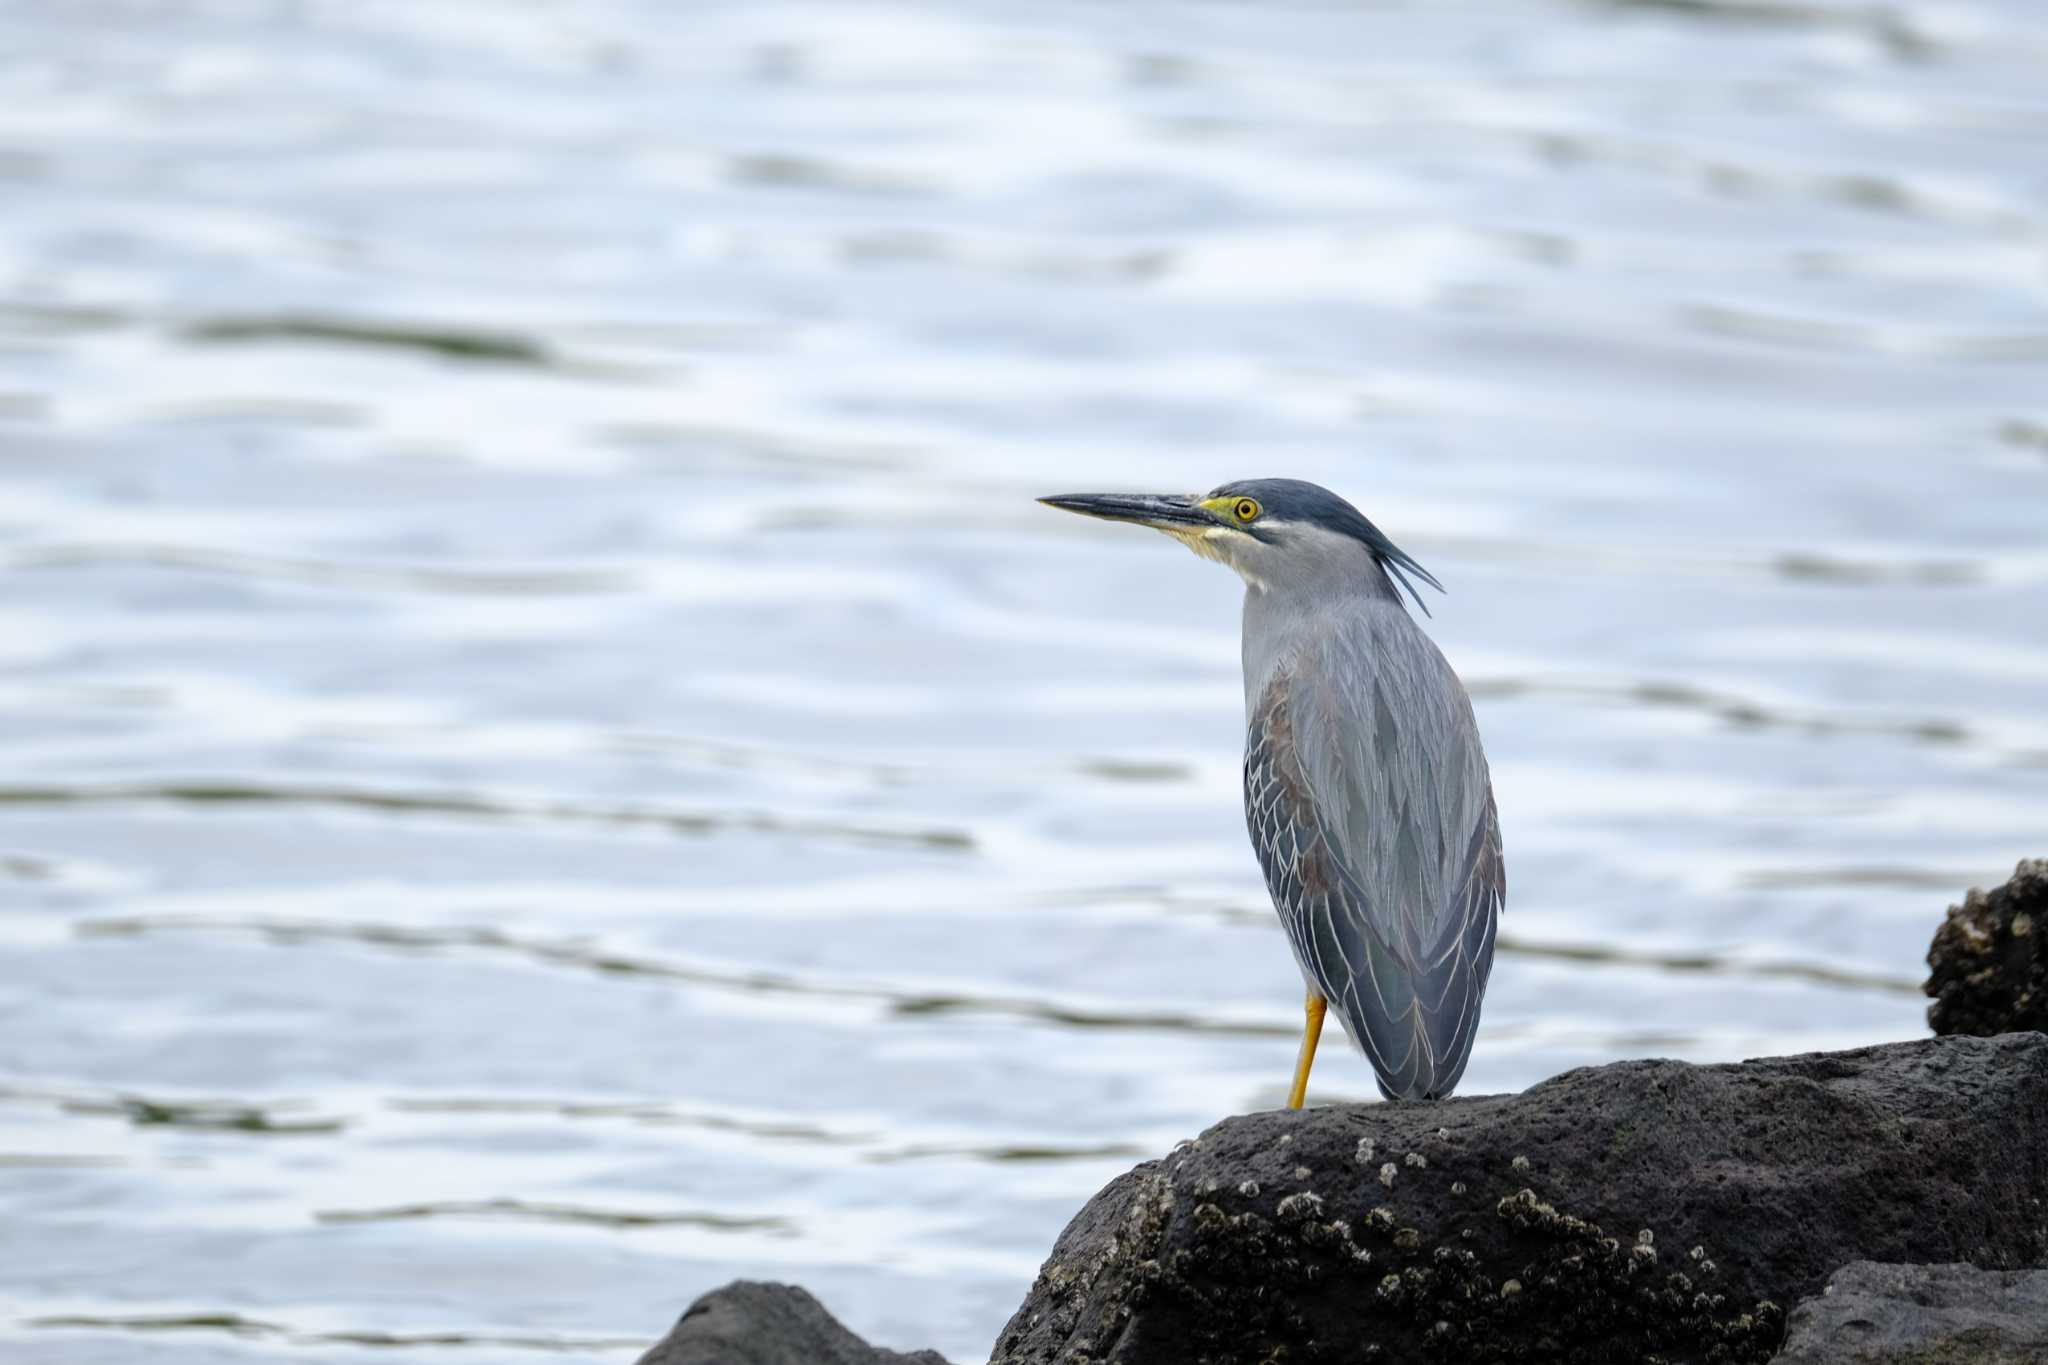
[1233,498,1261,523]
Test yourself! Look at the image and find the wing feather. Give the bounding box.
[1243,603,1503,1100]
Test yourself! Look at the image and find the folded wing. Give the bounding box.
[1243,605,1503,1100]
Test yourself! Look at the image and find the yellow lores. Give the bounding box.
[1168,495,1266,571]
[1206,495,1262,523]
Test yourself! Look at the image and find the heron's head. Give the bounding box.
[1038,477,1442,613]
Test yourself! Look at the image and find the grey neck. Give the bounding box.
[1238,540,1405,715]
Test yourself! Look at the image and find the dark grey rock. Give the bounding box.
[1927,858,2048,1038]
[990,1035,2048,1365]
[637,1280,948,1365]
[1774,1261,2048,1363]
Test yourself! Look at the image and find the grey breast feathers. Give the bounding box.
[1242,603,1504,1100]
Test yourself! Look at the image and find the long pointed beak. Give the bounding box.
[1037,492,1210,529]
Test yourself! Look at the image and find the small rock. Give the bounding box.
[638,1281,948,1365]
[1774,1261,2048,1362]
[1926,858,2048,1036]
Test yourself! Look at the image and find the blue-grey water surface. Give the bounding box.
[2,1,2046,1361]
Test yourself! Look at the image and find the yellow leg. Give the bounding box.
[1286,993,1327,1110]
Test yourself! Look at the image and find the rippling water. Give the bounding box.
[2,1,2045,1361]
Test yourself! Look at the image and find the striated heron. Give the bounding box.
[1040,479,1504,1105]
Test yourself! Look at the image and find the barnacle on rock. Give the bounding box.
[991,1037,2042,1365]
[1022,1163,1780,1364]
[1277,1191,1325,1222]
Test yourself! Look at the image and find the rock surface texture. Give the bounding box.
[991,1035,2048,1365]
[1927,858,2048,1038]
[1773,1261,2048,1363]
[637,1280,948,1365]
